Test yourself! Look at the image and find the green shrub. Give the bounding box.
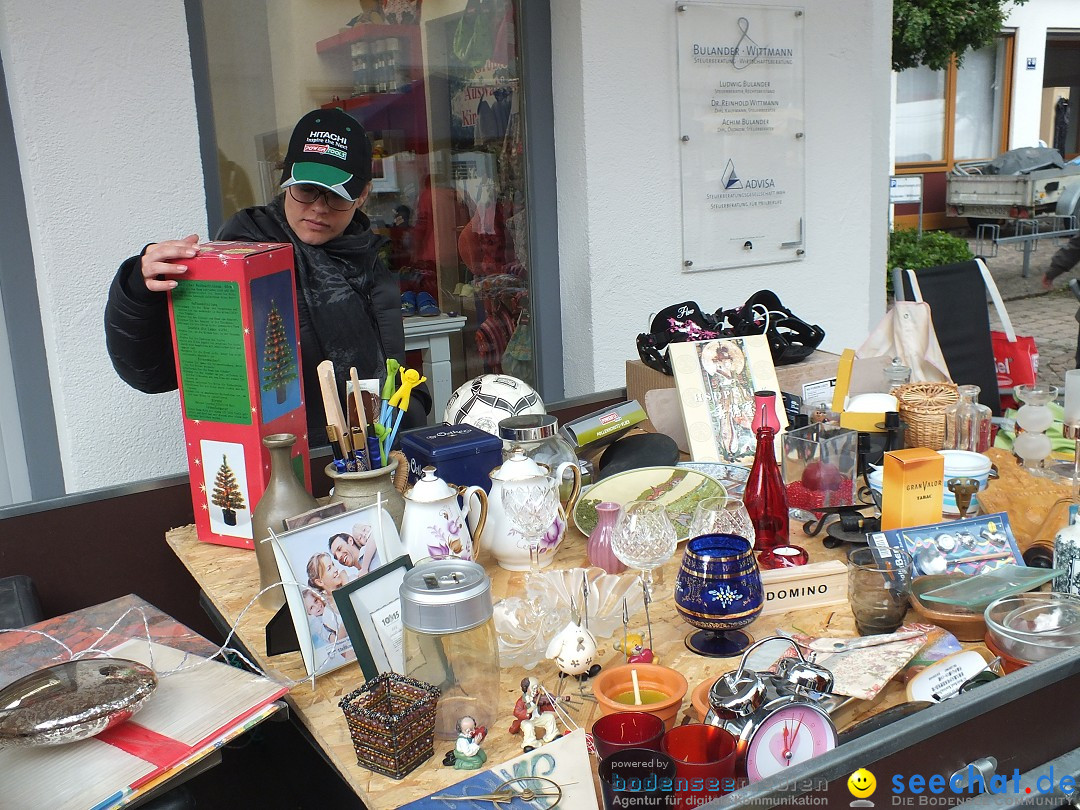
[887,228,973,293]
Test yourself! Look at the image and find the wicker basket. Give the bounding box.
[894,382,959,451]
[339,673,440,779]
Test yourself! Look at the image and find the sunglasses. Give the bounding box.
[287,184,357,212]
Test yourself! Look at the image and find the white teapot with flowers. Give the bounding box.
[479,447,581,571]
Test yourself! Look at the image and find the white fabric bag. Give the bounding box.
[856,301,952,383]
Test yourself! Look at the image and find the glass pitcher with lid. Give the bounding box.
[498,414,579,502]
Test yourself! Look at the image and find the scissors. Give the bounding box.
[431,776,564,807]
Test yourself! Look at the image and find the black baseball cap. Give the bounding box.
[280,108,373,201]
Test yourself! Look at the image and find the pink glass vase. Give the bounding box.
[744,425,789,552]
[587,501,627,574]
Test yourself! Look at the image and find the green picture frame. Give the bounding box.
[333,555,413,681]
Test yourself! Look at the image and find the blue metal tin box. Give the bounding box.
[398,423,503,492]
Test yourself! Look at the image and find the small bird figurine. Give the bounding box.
[545,620,600,678]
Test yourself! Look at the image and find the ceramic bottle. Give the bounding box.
[587,501,626,574]
[251,433,318,610]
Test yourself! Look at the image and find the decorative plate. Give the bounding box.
[675,461,750,496]
[574,466,728,540]
[0,658,157,747]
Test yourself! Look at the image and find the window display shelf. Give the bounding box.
[315,23,419,55]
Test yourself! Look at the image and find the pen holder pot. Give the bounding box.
[325,457,407,528]
[339,673,441,780]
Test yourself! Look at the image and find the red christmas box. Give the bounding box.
[167,241,311,549]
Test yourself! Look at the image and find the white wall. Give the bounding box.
[0,1,204,493]
[551,0,892,397]
[1005,0,1080,149]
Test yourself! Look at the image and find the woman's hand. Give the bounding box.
[140,234,200,292]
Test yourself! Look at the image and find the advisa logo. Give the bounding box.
[848,768,877,806]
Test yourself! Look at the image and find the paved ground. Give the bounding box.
[958,230,1079,390]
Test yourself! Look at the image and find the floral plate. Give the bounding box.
[574,465,729,540]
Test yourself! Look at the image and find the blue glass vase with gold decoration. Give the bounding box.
[674,533,763,657]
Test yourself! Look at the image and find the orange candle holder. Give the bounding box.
[592,663,688,731]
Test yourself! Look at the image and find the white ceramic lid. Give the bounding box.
[490,446,549,481]
[405,466,458,502]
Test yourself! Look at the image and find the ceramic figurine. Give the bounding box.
[545,621,601,679]
[442,715,488,769]
[615,631,657,665]
[509,676,560,752]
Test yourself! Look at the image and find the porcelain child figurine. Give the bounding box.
[442,715,487,769]
[508,676,559,752]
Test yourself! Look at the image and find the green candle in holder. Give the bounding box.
[593,663,688,731]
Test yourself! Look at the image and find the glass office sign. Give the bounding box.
[676,3,805,271]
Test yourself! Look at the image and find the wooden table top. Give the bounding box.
[166,518,928,808]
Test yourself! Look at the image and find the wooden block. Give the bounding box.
[759,560,848,616]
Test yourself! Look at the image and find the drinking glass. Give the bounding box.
[688,496,756,547]
[674,533,763,657]
[847,547,913,635]
[611,501,678,599]
[501,478,561,572]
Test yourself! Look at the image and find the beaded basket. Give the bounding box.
[339,673,440,779]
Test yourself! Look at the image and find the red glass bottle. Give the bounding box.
[744,424,789,551]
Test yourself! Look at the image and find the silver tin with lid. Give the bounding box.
[399,559,492,634]
[499,414,559,443]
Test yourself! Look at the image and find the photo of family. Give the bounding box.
[268,503,404,677]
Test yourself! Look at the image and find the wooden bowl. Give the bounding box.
[592,663,688,731]
[908,574,987,642]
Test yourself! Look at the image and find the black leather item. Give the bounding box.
[718,290,825,365]
[0,575,44,629]
[597,433,681,480]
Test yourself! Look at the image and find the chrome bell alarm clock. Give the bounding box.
[703,635,838,782]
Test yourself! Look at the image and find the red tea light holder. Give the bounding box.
[757,545,810,569]
[782,423,858,511]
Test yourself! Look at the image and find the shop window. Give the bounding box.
[200,0,540,400]
[895,36,1013,170]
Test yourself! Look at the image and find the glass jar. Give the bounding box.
[883,357,912,393]
[499,414,578,503]
[943,384,992,452]
[400,559,499,740]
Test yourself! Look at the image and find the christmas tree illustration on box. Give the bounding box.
[211,454,246,525]
[261,300,298,404]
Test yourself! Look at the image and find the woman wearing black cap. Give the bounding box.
[104,108,429,444]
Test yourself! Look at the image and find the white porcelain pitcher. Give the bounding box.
[480,447,582,571]
[399,467,488,563]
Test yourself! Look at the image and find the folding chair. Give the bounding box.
[892,258,1017,416]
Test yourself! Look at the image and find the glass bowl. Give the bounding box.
[984,592,1080,662]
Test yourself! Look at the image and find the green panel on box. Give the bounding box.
[172,280,251,424]
[291,452,306,487]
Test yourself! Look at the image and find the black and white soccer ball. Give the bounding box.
[443,375,545,435]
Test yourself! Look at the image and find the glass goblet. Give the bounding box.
[611,500,678,599]
[688,496,756,547]
[674,533,763,657]
[501,478,561,572]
